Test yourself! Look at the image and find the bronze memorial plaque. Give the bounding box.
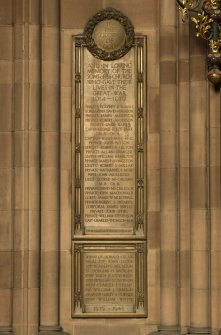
[72,241,146,317]
[73,8,147,237]
[72,7,147,318]
[83,49,136,234]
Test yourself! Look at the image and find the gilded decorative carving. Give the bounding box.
[211,0,220,9]
[191,11,213,40]
[177,0,201,20]
[177,0,221,83]
[209,38,221,52]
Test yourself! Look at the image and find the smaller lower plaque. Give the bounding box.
[72,241,146,317]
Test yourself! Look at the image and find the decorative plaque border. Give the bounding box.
[72,241,147,318]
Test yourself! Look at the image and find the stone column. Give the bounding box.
[146,5,161,329]
[12,1,41,335]
[159,1,179,333]
[27,0,41,334]
[0,1,13,334]
[39,0,69,334]
[178,14,191,331]
[209,82,221,331]
[152,1,179,334]
[12,0,30,334]
[188,26,210,335]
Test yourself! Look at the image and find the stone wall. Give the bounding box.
[0,1,220,335]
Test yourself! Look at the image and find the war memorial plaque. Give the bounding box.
[72,7,147,318]
[72,8,147,236]
[72,241,146,317]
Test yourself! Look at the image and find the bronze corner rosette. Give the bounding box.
[83,7,135,61]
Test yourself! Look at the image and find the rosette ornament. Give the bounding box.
[176,0,221,84]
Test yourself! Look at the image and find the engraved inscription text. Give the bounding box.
[83,49,136,234]
[83,251,135,313]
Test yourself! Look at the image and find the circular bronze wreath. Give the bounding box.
[84,7,135,61]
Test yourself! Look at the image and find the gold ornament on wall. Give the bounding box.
[176,0,221,84]
[191,11,213,39]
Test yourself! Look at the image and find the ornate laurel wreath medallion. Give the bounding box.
[84,7,135,61]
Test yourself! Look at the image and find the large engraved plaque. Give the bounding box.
[72,8,147,318]
[72,10,147,237]
[72,241,146,317]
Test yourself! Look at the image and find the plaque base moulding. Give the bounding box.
[188,327,211,335]
[39,325,70,335]
[0,326,14,334]
[150,325,180,335]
